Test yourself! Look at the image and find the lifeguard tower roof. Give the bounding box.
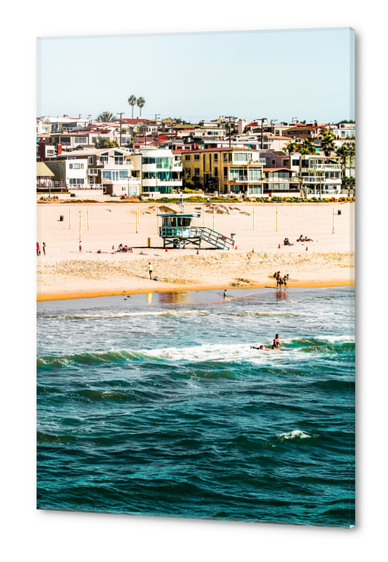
[157,213,194,218]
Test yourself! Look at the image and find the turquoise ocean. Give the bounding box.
[37,287,355,527]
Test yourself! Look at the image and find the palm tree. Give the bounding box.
[337,142,355,194]
[284,140,297,165]
[128,95,137,119]
[320,131,336,156]
[299,139,316,155]
[137,97,145,117]
[97,111,116,122]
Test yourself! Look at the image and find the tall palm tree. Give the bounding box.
[128,95,137,119]
[137,97,145,117]
[320,131,336,156]
[97,111,116,122]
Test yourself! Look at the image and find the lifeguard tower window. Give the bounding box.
[171,217,191,227]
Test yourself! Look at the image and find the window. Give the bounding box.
[122,187,127,191]
[194,154,200,161]
[214,154,218,162]
[214,167,218,177]
[185,154,191,161]
[249,185,262,194]
[75,137,87,144]
[73,163,81,169]
[186,168,191,177]
[230,167,248,181]
[229,153,232,162]
[223,167,228,179]
[88,156,94,164]
[223,154,228,162]
[194,168,200,176]
[248,168,262,181]
[292,159,299,166]
[234,152,249,162]
[69,178,84,185]
[69,163,73,169]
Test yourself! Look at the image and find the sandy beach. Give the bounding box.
[36,201,355,301]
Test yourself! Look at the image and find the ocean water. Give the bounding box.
[37,287,355,527]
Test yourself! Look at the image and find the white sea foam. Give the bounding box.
[276,430,314,441]
[139,343,273,364]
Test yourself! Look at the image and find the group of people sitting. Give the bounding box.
[116,244,133,253]
[283,238,294,246]
[274,271,289,288]
[297,234,313,242]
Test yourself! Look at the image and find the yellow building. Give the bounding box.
[178,148,265,196]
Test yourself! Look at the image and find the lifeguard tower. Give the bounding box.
[158,203,235,250]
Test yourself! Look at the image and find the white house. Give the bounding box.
[129,147,183,197]
[290,153,343,198]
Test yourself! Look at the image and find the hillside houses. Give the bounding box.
[36,114,355,199]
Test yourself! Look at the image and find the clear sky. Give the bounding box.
[37,27,355,124]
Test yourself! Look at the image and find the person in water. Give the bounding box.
[272,334,282,349]
[223,289,228,298]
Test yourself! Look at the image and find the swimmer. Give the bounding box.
[272,334,282,349]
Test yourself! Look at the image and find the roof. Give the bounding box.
[36,162,55,177]
[157,214,194,218]
[263,168,294,172]
[173,147,261,153]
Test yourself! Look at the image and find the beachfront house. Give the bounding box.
[262,168,301,197]
[44,156,89,188]
[290,153,342,198]
[43,148,140,195]
[128,147,183,198]
[180,148,265,196]
[36,162,55,190]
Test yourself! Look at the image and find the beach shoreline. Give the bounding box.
[37,278,354,302]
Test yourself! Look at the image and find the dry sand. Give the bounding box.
[36,201,355,301]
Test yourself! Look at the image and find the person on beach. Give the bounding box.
[79,240,82,252]
[274,271,281,288]
[272,334,282,349]
[36,242,40,256]
[224,289,228,298]
[43,242,46,256]
[148,262,153,279]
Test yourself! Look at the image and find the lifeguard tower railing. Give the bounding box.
[159,225,235,250]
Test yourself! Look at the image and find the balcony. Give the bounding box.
[264,177,299,184]
[301,177,327,184]
[97,158,134,168]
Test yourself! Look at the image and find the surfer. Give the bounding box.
[272,334,282,349]
[250,345,270,351]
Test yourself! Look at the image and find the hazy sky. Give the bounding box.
[37,27,355,124]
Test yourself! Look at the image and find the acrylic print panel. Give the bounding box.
[36,28,355,528]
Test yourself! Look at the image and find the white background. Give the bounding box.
[1,1,386,560]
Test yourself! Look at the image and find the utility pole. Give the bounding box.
[270,119,278,134]
[261,118,265,149]
[116,112,125,147]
